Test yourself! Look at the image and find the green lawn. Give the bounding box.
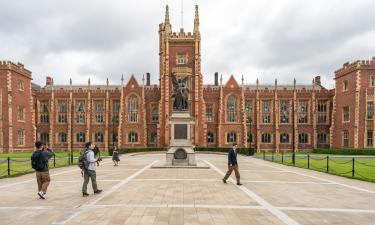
[0,150,110,179]
[255,153,375,182]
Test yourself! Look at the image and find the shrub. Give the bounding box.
[117,147,167,154]
[195,147,255,156]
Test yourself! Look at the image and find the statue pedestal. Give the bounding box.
[152,112,209,169]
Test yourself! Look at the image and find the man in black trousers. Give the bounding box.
[222,143,242,185]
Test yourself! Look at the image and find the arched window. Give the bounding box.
[299,133,309,144]
[150,132,157,143]
[261,133,271,143]
[227,95,238,122]
[207,132,215,143]
[95,132,104,143]
[58,132,67,143]
[128,95,138,122]
[76,132,85,143]
[40,132,49,144]
[227,131,237,143]
[280,133,289,143]
[317,133,327,144]
[128,131,138,143]
[151,104,159,122]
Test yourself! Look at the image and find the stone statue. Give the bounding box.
[171,72,189,111]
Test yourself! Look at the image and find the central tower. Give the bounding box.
[158,5,206,148]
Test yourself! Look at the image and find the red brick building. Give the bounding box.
[0,5,374,152]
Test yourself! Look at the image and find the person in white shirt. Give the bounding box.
[82,142,102,197]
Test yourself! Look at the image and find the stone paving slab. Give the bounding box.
[1,153,375,224]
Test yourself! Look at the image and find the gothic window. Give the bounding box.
[112,100,120,124]
[17,106,25,121]
[128,131,138,143]
[76,132,85,143]
[317,100,328,124]
[298,133,309,144]
[94,100,105,123]
[226,131,237,143]
[245,100,253,124]
[317,133,328,144]
[207,132,214,143]
[262,100,271,123]
[206,104,213,122]
[368,102,374,119]
[40,101,49,124]
[343,130,349,147]
[58,132,67,143]
[227,96,238,122]
[298,101,308,124]
[151,104,159,122]
[150,132,157,143]
[343,106,350,122]
[280,133,289,143]
[40,132,49,144]
[75,100,86,124]
[94,132,104,142]
[261,133,271,143]
[128,95,138,123]
[18,129,25,146]
[57,100,68,124]
[280,100,290,123]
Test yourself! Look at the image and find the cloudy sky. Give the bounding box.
[1,0,375,88]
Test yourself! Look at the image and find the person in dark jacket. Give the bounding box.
[222,143,242,185]
[112,146,120,166]
[32,141,54,199]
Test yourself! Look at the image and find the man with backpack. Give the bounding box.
[81,142,102,197]
[31,141,54,199]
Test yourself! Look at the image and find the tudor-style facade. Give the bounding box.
[0,5,374,152]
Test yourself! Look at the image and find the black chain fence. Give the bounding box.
[256,152,375,182]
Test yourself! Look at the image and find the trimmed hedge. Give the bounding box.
[195,147,255,156]
[313,148,375,155]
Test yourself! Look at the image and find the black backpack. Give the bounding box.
[31,150,45,171]
[78,150,90,170]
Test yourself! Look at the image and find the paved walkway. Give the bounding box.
[1,153,375,225]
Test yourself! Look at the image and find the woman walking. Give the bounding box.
[112,147,120,166]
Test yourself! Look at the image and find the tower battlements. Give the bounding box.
[0,60,32,78]
[335,57,375,78]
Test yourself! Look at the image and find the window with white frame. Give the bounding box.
[226,131,237,143]
[57,100,68,123]
[75,100,86,124]
[280,100,290,123]
[128,131,138,143]
[94,132,104,142]
[94,100,104,123]
[262,133,271,143]
[18,80,24,91]
[17,106,25,121]
[343,106,350,122]
[368,131,373,147]
[317,100,328,124]
[58,132,67,143]
[206,104,213,122]
[39,101,49,124]
[128,95,138,123]
[343,80,348,91]
[317,133,328,144]
[368,102,374,119]
[207,132,214,143]
[76,132,85,143]
[150,132,157,143]
[151,104,159,122]
[177,54,187,65]
[262,100,271,123]
[371,76,375,87]
[245,100,253,124]
[40,132,49,144]
[18,129,25,146]
[343,130,349,147]
[112,100,120,124]
[227,96,238,122]
[298,101,308,123]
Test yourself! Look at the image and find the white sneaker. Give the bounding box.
[38,191,45,199]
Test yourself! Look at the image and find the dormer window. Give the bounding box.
[177,54,187,65]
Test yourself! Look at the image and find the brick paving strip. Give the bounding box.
[204,160,301,225]
[51,160,159,225]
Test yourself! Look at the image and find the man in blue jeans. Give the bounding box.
[82,142,102,197]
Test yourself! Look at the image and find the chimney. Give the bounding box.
[214,72,219,86]
[146,73,151,86]
[46,76,54,86]
[314,76,321,86]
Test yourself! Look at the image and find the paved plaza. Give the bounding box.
[1,153,375,225]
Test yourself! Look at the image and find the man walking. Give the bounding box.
[222,143,242,185]
[31,141,54,199]
[82,142,102,197]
